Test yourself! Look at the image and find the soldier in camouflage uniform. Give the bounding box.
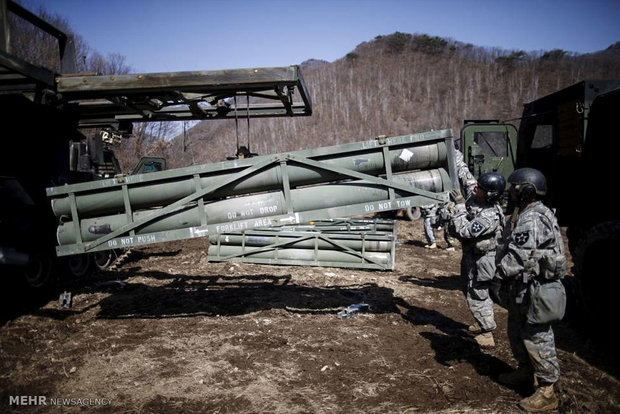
[421,204,439,248]
[495,168,566,412]
[421,203,457,250]
[418,148,475,250]
[437,147,476,250]
[450,172,506,348]
[454,147,477,197]
[435,202,458,251]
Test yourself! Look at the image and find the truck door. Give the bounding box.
[460,121,518,180]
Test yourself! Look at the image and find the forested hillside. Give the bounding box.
[125,33,620,170]
[8,4,620,171]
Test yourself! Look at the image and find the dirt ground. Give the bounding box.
[1,219,619,413]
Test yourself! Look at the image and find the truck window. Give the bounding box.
[473,131,508,156]
[531,124,552,148]
[143,162,163,172]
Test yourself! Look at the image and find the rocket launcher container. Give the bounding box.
[46,129,459,256]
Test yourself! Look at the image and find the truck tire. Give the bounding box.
[24,252,54,288]
[406,206,421,221]
[65,254,93,279]
[572,221,620,328]
[94,249,119,270]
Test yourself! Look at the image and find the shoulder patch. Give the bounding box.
[471,221,484,234]
[514,231,530,246]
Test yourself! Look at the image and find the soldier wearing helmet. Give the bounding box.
[450,171,506,348]
[454,146,478,197]
[496,167,566,412]
[507,167,547,203]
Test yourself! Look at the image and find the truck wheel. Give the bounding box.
[66,254,93,279]
[94,250,118,270]
[406,206,421,221]
[572,221,620,328]
[24,252,54,288]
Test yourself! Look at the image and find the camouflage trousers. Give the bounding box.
[507,285,560,384]
[423,216,436,244]
[461,251,496,332]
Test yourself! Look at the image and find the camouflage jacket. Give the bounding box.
[496,201,566,284]
[454,149,476,197]
[452,199,504,254]
[454,149,475,184]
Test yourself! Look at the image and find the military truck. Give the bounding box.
[460,79,620,324]
[0,0,313,288]
[1,0,98,286]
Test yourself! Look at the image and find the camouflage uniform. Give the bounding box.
[436,202,458,248]
[421,204,438,245]
[439,148,474,249]
[454,149,476,197]
[453,198,505,332]
[496,201,566,385]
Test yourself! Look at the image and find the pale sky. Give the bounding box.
[22,0,620,73]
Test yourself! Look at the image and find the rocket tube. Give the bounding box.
[56,169,445,245]
[51,141,447,218]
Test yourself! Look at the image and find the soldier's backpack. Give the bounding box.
[527,279,566,324]
[526,203,567,323]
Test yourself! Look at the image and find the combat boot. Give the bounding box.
[473,331,495,348]
[498,366,534,386]
[467,322,482,334]
[518,384,558,412]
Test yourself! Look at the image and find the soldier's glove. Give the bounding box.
[450,188,465,204]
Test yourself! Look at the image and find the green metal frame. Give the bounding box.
[208,219,397,270]
[1,0,311,131]
[57,65,312,129]
[48,129,457,256]
[0,0,75,98]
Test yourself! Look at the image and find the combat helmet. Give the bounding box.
[507,167,547,202]
[477,172,506,202]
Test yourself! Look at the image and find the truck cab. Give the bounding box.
[460,80,620,327]
[460,119,517,180]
